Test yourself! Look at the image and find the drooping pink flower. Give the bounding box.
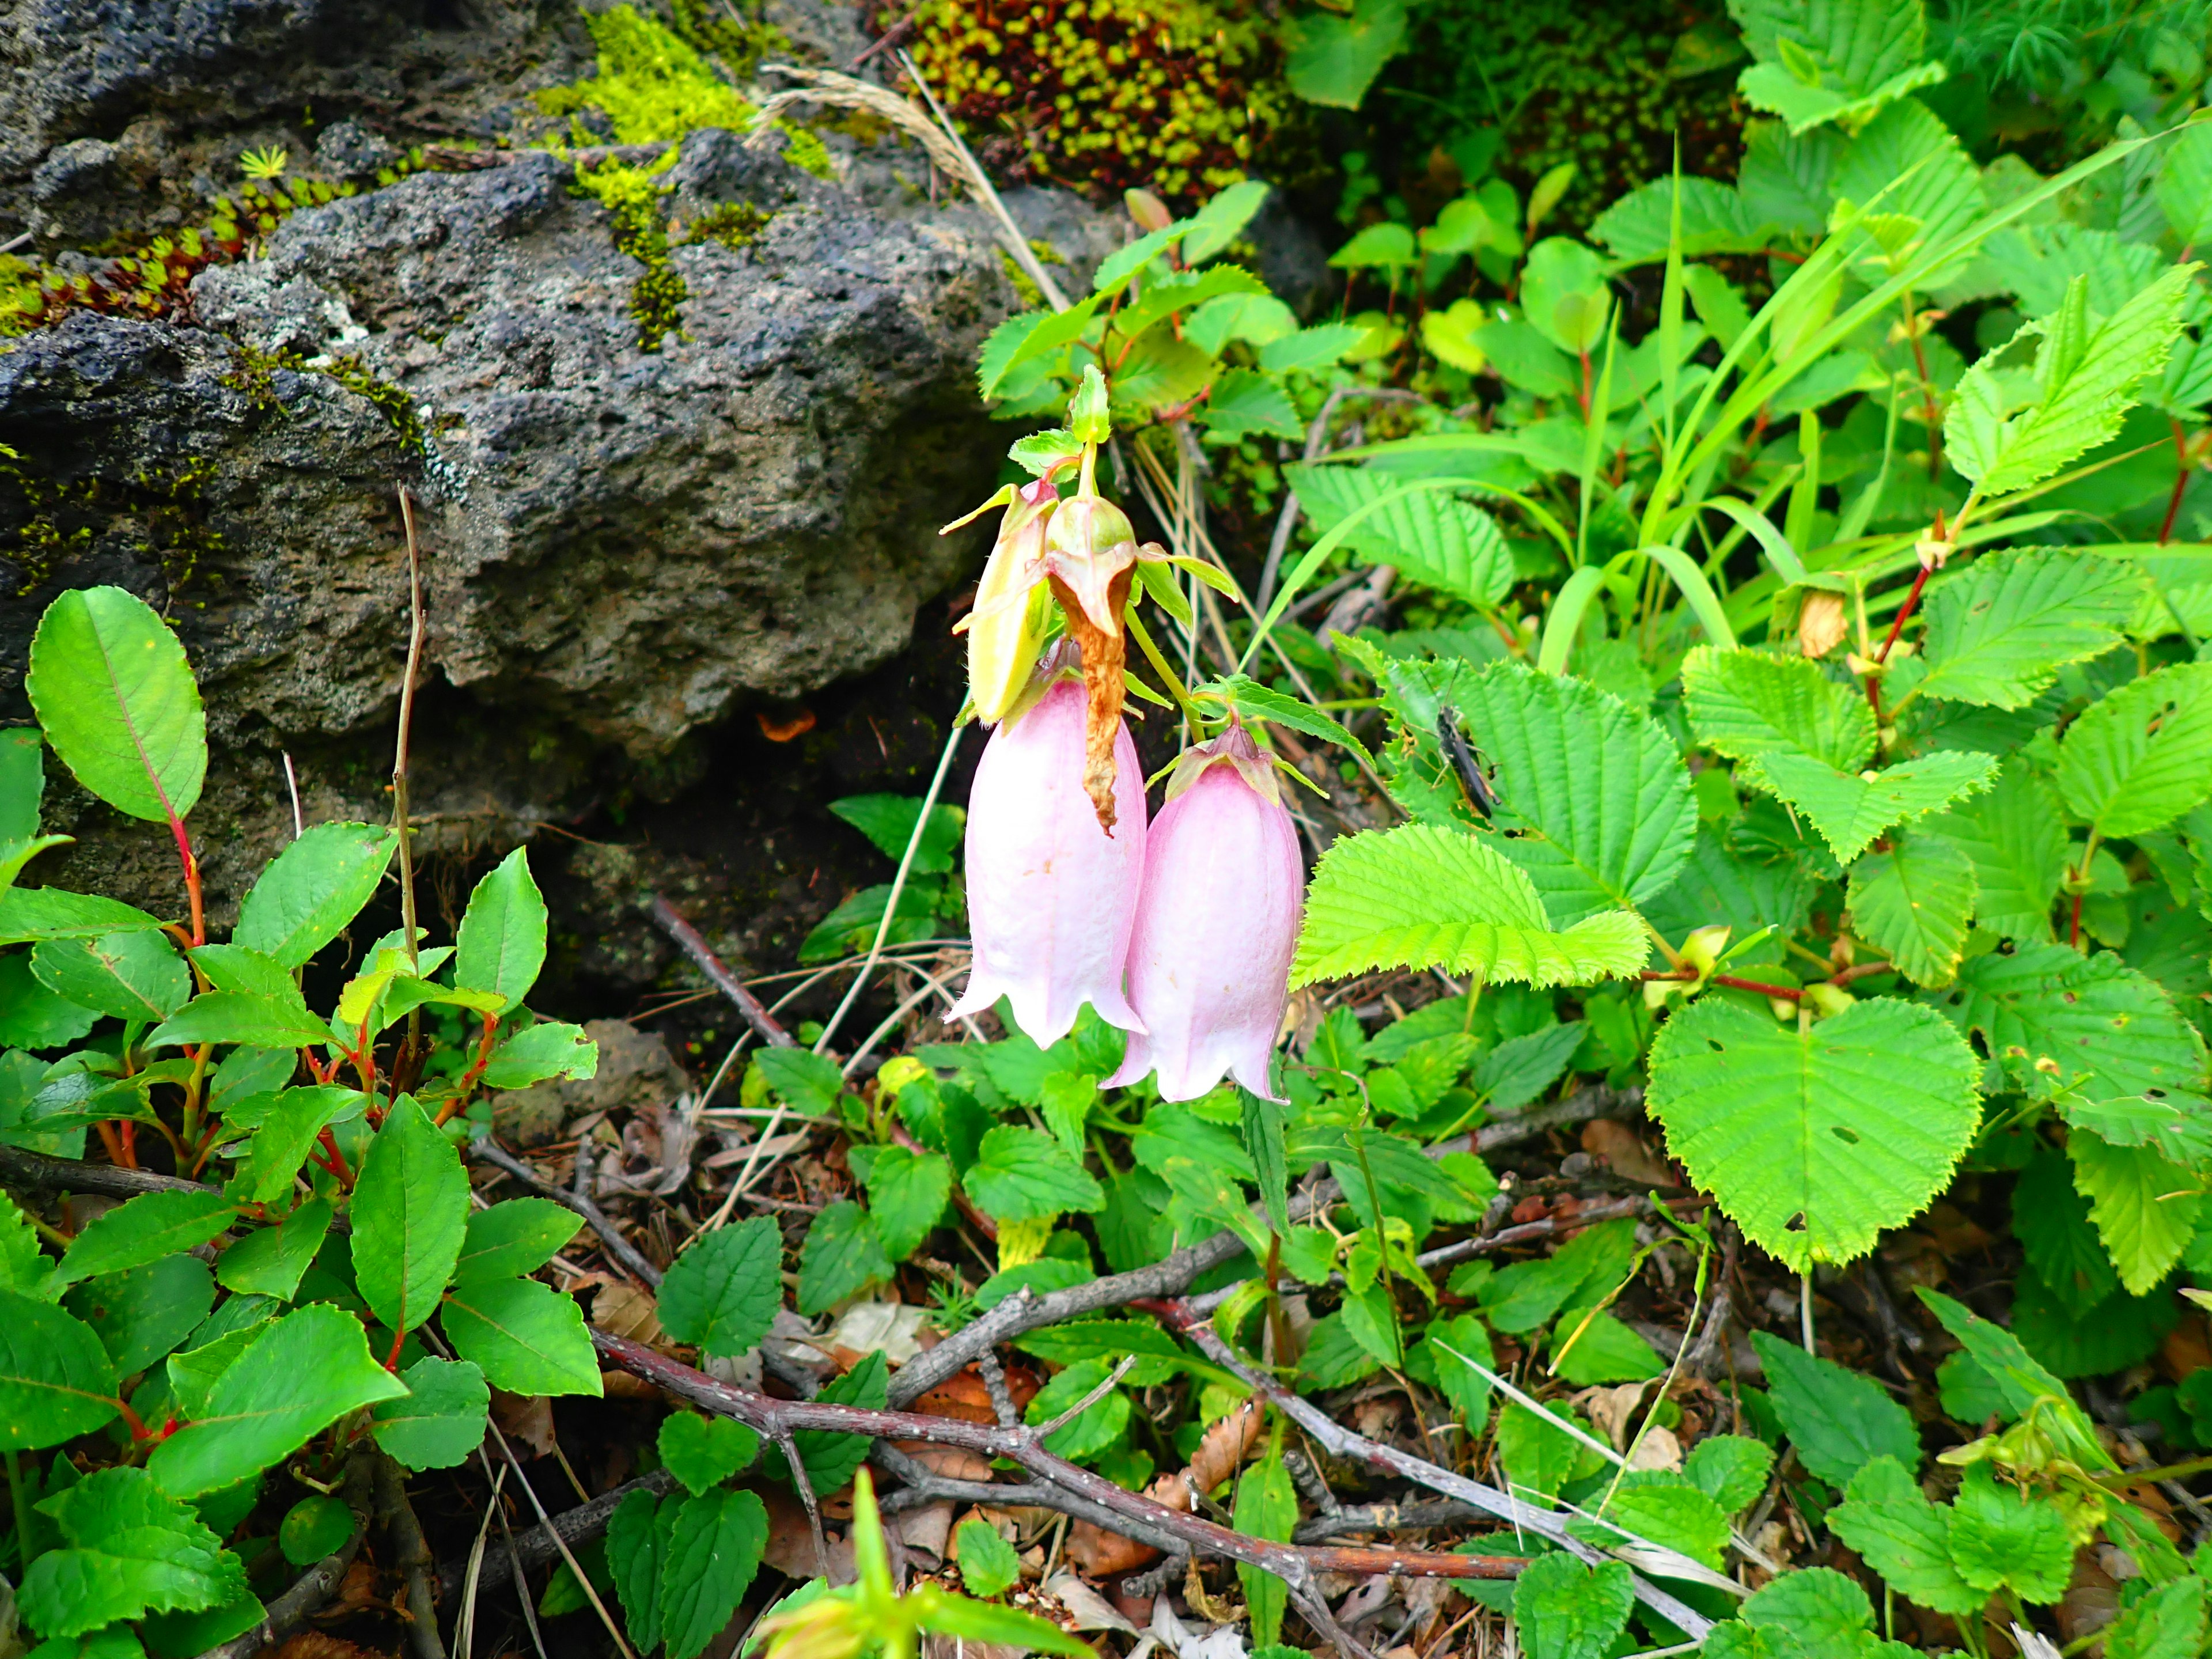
[949,664,1147,1048]
[1107,728,1303,1102]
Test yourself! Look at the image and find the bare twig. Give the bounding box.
[0,1144,213,1200]
[376,1451,449,1659]
[779,1428,836,1583]
[476,1395,636,1659]
[440,1471,681,1602]
[393,487,428,976]
[645,896,796,1048]
[471,1137,663,1289]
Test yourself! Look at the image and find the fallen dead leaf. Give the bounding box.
[592,1282,665,1347]
[1043,1571,1138,1635]
[273,1635,390,1659]
[491,1391,556,1457]
[1581,1119,1675,1187]
[892,1441,994,1482]
[2161,1312,2212,1380]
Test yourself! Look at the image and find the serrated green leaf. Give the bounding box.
[1446,664,1698,925]
[1191,673,1377,771]
[1286,463,1514,608]
[1681,646,1875,772]
[784,1349,887,1495]
[0,1289,119,1449]
[1847,834,1975,987]
[2071,1130,2200,1296]
[657,1216,781,1359]
[1947,1463,2073,1600]
[1195,369,1302,441]
[797,1201,891,1315]
[1233,1459,1296,1645]
[1829,1456,1984,1617]
[1751,1331,1922,1489]
[1112,264,1264,340]
[25,586,206,825]
[351,1096,468,1335]
[1739,1567,1877,1650]
[1949,267,2195,496]
[1683,1434,1776,1514]
[453,1198,582,1283]
[1570,1478,1730,1569]
[2158,123,2212,245]
[1731,0,1942,131]
[29,930,188,1023]
[0,1188,55,1298]
[1647,995,1981,1269]
[1510,1552,1635,1659]
[1759,748,1997,863]
[852,1143,950,1262]
[963,1125,1105,1223]
[605,1487,670,1653]
[232,823,398,969]
[147,1302,407,1497]
[2013,1149,2119,1319]
[1283,0,1406,109]
[2104,1577,2208,1659]
[454,848,547,1013]
[1292,823,1648,988]
[2055,660,2212,838]
[0,888,164,946]
[656,1487,767,1659]
[1915,550,2147,709]
[659,1412,759,1495]
[976,299,1101,399]
[370,1355,489,1471]
[1108,328,1211,413]
[21,1467,246,1638]
[1922,759,2067,941]
[244,1086,364,1204]
[440,1275,603,1397]
[58,1191,236,1286]
[953,1517,1023,1600]
[145,990,334,1052]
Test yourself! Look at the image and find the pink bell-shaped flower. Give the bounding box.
[1107,728,1302,1102]
[949,657,1147,1048]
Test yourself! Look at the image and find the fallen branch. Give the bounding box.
[644,895,797,1049]
[0,1144,211,1200]
[436,1471,680,1603]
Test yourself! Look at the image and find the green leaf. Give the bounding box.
[1646,995,1982,1269]
[1930,941,2207,1107]
[1681,646,1874,773]
[64,1255,213,1375]
[1191,673,1377,772]
[753,1047,845,1115]
[455,849,547,1013]
[1446,664,1697,925]
[1758,748,1998,864]
[1495,1399,1608,1501]
[827,796,963,875]
[1022,1358,1130,1460]
[1737,1568,1878,1650]
[0,1289,119,1448]
[2158,123,2212,245]
[1181,179,1270,266]
[25,586,206,824]
[657,1217,781,1359]
[1828,1456,1984,1618]
[453,1199,582,1283]
[2012,1149,2119,1319]
[232,823,398,969]
[20,1467,247,1638]
[1553,1311,1666,1385]
[963,1125,1105,1224]
[440,1276,603,1397]
[244,1088,365,1204]
[58,1191,236,1286]
[656,1487,767,1659]
[786,1350,887,1495]
[954,1518,1022,1599]
[1015,1319,1206,1387]
[1233,1458,1296,1646]
[1522,238,1611,355]
[910,1588,1093,1656]
[1291,823,1648,988]
[1569,1478,1730,1570]
[0,888,164,946]
[976,297,1103,398]
[0,1188,55,1298]
[1846,834,1976,987]
[2104,1578,2209,1659]
[147,1302,407,1497]
[1256,324,1368,376]
[1592,177,1779,264]
[480,1021,599,1090]
[1750,1330,1922,1490]
[605,1488,670,1653]
[279,1493,355,1565]
[0,956,97,1055]
[658,1412,759,1495]
[145,990,334,1052]
[1510,1552,1635,1659]
[1283,0,1406,108]
[797,1201,891,1315]
[2071,1130,2200,1296]
[1684,1434,1776,1514]
[1287,463,1513,608]
[370,1356,490,1471]
[1914,550,2146,709]
[1731,0,1944,133]
[1922,760,2067,941]
[351,1096,469,1334]
[852,1143,950,1262]
[1195,369,1302,441]
[1946,1464,2072,1601]
[29,931,188,1023]
[2054,661,2212,838]
[0,728,46,840]
[1948,267,2195,497]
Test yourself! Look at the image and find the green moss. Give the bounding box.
[668,0,789,84]
[681,200,775,251]
[573,153,688,351]
[322,354,429,453]
[537,5,757,145]
[0,453,225,600]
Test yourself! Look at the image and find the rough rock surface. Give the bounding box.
[0,126,1037,916]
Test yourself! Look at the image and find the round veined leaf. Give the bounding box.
[278,1493,355,1566]
[1646,995,1981,1270]
[25,585,206,824]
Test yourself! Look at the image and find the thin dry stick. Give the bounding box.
[456,1464,506,1659]
[393,486,428,975]
[471,1138,662,1288]
[478,1406,637,1659]
[645,895,796,1048]
[376,1452,450,1659]
[282,753,304,839]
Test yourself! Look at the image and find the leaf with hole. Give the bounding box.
[2055,661,2212,839]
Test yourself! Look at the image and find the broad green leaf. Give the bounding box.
[1283,0,1405,108]
[440,1276,603,1397]
[20,1467,246,1638]
[145,991,334,1052]
[1521,237,1611,355]
[0,1188,55,1298]
[0,888,165,945]
[963,1125,1106,1223]
[25,586,206,824]
[797,1201,891,1315]
[480,1021,599,1090]
[605,1488,671,1652]
[1946,1463,2073,1600]
[245,1087,366,1203]
[2054,660,2212,838]
[1233,1459,1296,1646]
[1643,826,1816,955]
[0,956,98,1052]
[1948,267,2195,496]
[185,944,301,1002]
[232,823,398,969]
[851,1143,950,1262]
[2012,1149,2119,1319]
[1684,1434,1776,1514]
[351,1096,468,1335]
[1197,369,1302,441]
[1569,1478,1730,1569]
[657,1217,781,1359]
[1916,1291,2101,1458]
[1915,550,2146,709]
[1111,264,1266,341]
[1022,1358,1130,1460]
[825,796,963,875]
[29,930,188,1023]
[1758,748,1997,864]
[1495,1398,1608,1501]
[1828,1456,1984,1617]
[1647,995,1981,1269]
[1015,1318,1209,1387]
[1922,760,2067,940]
[658,1412,759,1495]
[1730,0,1945,134]
[64,1255,213,1375]
[278,1494,354,1565]
[2158,122,2212,245]
[1191,674,1377,772]
[1737,1569,1877,1650]
[1286,463,1513,608]
[453,1198,582,1283]
[1847,834,1976,986]
[1291,823,1647,987]
[370,1356,490,1471]
[1180,179,1270,266]
[1256,324,1366,376]
[2071,1131,2200,1296]
[785,1350,887,1495]
[59,1191,236,1286]
[215,1198,334,1301]
[1930,941,2206,1105]
[975,296,1102,397]
[1445,664,1697,925]
[147,1302,406,1497]
[1750,1330,1921,1489]
[455,848,548,1012]
[656,1487,768,1659]
[954,1517,1022,1599]
[1592,176,1779,264]
[754,1047,844,1114]
[1681,646,1875,774]
[2104,1578,2209,1659]
[1510,1553,1635,1659]
[0,1289,119,1448]
[0,729,44,840]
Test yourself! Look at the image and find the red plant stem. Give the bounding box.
[118,1122,138,1168]
[1641,968,1803,1001]
[2071,888,2086,948]
[452,1012,502,1101]
[1863,556,1934,721]
[167,813,203,948]
[2160,418,2190,545]
[93,1121,127,1167]
[316,1127,352,1187]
